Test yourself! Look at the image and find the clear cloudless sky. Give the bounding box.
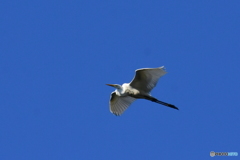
[1,0,239,159]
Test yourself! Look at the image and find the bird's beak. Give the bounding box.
[106,84,115,87]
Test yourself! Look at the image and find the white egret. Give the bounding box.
[106,66,178,116]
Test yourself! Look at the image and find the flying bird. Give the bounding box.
[106,66,178,116]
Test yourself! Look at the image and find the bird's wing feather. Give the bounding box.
[109,92,136,116]
[129,66,167,93]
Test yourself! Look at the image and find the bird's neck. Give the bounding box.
[115,85,124,96]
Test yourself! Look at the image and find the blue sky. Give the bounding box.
[1,1,239,159]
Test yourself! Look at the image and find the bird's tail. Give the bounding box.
[144,96,179,110]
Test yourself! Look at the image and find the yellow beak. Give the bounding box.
[106,84,115,87]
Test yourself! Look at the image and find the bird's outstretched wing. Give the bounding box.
[109,92,136,116]
[129,66,167,93]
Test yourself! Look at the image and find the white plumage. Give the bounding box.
[106,66,178,116]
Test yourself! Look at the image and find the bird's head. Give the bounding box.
[106,84,122,89]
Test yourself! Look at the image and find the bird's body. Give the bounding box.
[107,66,178,116]
[115,83,140,97]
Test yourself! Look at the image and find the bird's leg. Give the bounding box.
[144,96,179,110]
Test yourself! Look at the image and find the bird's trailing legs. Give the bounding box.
[144,96,179,110]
